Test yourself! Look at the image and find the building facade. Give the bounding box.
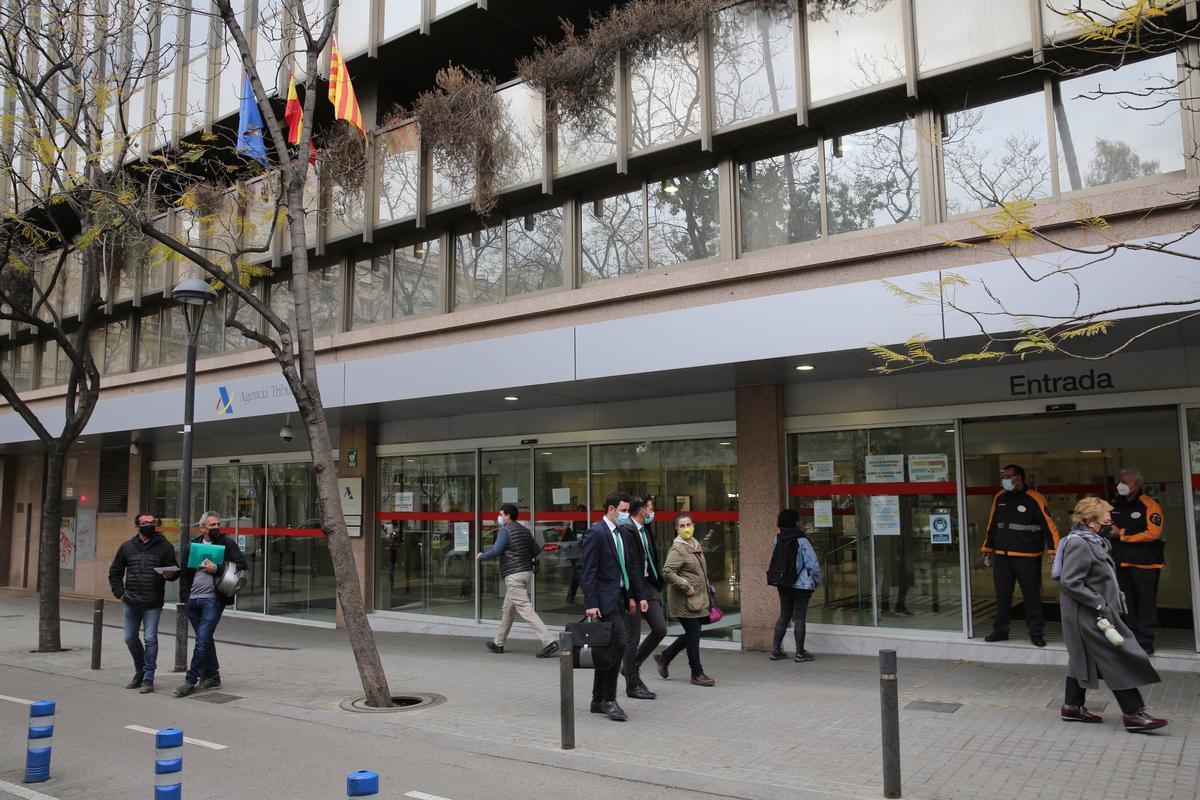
[2,0,1200,666]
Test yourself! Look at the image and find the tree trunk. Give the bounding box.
[37,447,66,652]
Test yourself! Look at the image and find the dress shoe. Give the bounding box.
[690,674,715,687]
[536,642,560,658]
[984,631,1009,642]
[138,680,155,695]
[173,681,196,698]
[626,684,656,700]
[768,649,788,661]
[125,675,145,690]
[1030,634,1046,648]
[601,701,628,721]
[794,650,815,662]
[590,701,605,714]
[1060,704,1102,723]
[486,641,504,654]
[653,652,669,679]
[1123,709,1168,733]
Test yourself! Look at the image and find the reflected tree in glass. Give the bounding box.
[352,253,391,328]
[377,124,420,223]
[630,40,701,150]
[394,239,442,317]
[712,0,796,127]
[455,225,503,306]
[807,0,905,102]
[558,80,618,173]
[506,207,563,296]
[582,190,645,282]
[308,262,342,335]
[496,83,544,188]
[649,168,719,268]
[825,119,920,234]
[739,149,821,251]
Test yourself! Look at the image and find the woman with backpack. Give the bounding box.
[768,508,821,662]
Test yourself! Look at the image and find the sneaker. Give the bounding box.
[196,677,222,691]
[768,649,788,661]
[139,680,155,695]
[653,652,669,680]
[984,631,1009,642]
[690,674,715,687]
[486,641,504,654]
[125,675,144,690]
[1123,708,1168,733]
[794,650,815,662]
[536,642,560,658]
[173,682,196,698]
[1030,634,1046,648]
[1061,704,1102,723]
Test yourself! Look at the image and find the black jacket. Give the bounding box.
[580,518,645,616]
[108,533,179,609]
[179,531,248,607]
[620,520,663,593]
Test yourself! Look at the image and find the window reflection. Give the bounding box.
[506,208,563,296]
[713,0,797,128]
[455,224,503,306]
[309,262,343,336]
[352,252,391,329]
[1053,54,1183,192]
[378,124,419,223]
[432,151,475,210]
[916,0,1031,73]
[136,311,160,370]
[942,91,1051,215]
[383,0,422,38]
[582,189,645,283]
[648,168,719,268]
[497,83,544,189]
[394,239,442,317]
[630,41,702,150]
[224,290,261,351]
[558,81,618,173]
[807,0,905,103]
[105,319,131,375]
[825,119,920,234]
[739,148,821,252]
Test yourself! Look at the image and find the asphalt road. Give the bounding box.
[0,665,730,800]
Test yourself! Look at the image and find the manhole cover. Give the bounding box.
[340,693,445,713]
[192,692,240,704]
[1047,699,1107,712]
[905,700,962,713]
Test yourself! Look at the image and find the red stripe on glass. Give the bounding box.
[789,482,957,496]
[375,512,474,521]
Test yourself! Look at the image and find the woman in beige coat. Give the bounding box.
[653,514,715,686]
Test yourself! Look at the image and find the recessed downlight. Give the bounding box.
[503,395,519,401]
[795,364,815,371]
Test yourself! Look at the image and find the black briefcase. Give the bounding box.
[565,618,617,670]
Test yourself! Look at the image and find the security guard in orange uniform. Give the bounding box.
[981,464,1060,647]
[1110,468,1165,655]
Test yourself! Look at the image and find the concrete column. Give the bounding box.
[335,421,376,628]
[736,384,786,651]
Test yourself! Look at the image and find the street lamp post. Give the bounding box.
[171,278,217,673]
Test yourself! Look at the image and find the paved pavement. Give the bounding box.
[0,596,1197,800]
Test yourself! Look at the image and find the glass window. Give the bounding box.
[160,305,187,365]
[648,167,719,268]
[184,57,206,132]
[12,343,34,391]
[582,189,645,283]
[739,147,821,252]
[352,252,391,328]
[154,70,176,148]
[223,290,260,351]
[104,319,131,375]
[377,124,419,224]
[158,4,179,71]
[383,0,422,38]
[241,178,278,259]
[62,252,82,317]
[497,82,544,189]
[942,91,1051,215]
[188,0,210,60]
[1042,0,1122,41]
[39,341,60,387]
[713,1,797,128]
[825,119,921,234]
[309,262,343,336]
[532,446,589,625]
[506,208,563,296]
[454,225,503,307]
[136,310,161,370]
[337,0,371,56]
[375,451,477,617]
[1054,54,1184,192]
[788,425,961,631]
[806,0,905,103]
[394,239,441,318]
[436,0,472,16]
[174,210,201,282]
[329,177,365,241]
[269,278,296,340]
[432,151,475,210]
[630,40,702,151]
[916,0,1031,74]
[557,81,618,173]
[89,328,107,375]
[197,301,222,357]
[255,10,284,97]
[216,35,242,119]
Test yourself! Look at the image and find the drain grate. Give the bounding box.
[1047,699,1107,712]
[905,700,962,713]
[191,692,240,704]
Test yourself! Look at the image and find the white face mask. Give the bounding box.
[1001,478,1015,492]
[496,514,506,527]
[1116,482,1132,497]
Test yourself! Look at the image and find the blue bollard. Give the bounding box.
[154,728,184,800]
[24,700,54,783]
[346,770,379,798]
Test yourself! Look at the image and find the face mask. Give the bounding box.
[1116,482,1131,497]
[204,527,221,539]
[678,525,694,540]
[1098,523,1114,537]
[496,514,506,527]
[645,511,655,524]
[138,523,156,537]
[616,511,630,525]
[1001,478,1015,492]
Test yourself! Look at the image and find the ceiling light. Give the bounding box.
[795,365,815,371]
[663,179,679,195]
[541,451,553,455]
[719,441,732,446]
[944,429,955,434]
[1079,449,1102,454]
[503,395,519,401]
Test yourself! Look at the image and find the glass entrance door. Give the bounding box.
[534,447,589,625]
[235,464,268,614]
[479,449,532,621]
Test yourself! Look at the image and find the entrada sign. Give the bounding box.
[1010,369,1114,397]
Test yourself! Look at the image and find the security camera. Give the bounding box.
[279,421,294,443]
[129,442,140,456]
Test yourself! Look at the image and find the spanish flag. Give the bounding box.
[327,37,364,135]
[285,72,303,145]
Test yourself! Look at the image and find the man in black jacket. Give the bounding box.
[477,503,558,657]
[174,511,247,697]
[620,495,667,700]
[108,513,179,694]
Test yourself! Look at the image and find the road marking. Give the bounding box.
[0,694,33,705]
[124,724,228,750]
[405,792,457,800]
[0,778,62,800]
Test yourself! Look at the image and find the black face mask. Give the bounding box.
[138,523,156,537]
[205,527,221,538]
[1098,523,1114,537]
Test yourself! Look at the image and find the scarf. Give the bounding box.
[673,536,699,550]
[1051,525,1105,581]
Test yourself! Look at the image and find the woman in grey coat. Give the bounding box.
[1055,497,1166,733]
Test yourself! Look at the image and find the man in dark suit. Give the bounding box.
[580,490,647,721]
[620,495,667,700]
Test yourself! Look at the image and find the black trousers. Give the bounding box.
[773,587,813,652]
[622,593,667,686]
[591,608,630,703]
[1116,567,1160,649]
[1064,676,1144,714]
[992,555,1044,637]
[661,617,705,678]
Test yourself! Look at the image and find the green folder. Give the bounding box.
[187,541,226,569]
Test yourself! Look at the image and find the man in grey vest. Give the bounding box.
[478,503,559,657]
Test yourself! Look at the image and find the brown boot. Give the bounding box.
[690,674,715,687]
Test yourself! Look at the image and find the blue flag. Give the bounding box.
[236,75,269,167]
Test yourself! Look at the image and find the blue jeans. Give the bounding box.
[122,602,162,681]
[184,598,224,685]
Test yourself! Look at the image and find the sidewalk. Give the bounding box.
[1,596,1197,800]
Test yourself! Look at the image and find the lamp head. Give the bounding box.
[171,278,217,307]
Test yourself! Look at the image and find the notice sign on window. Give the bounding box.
[870,495,901,536]
[808,461,835,482]
[395,492,414,512]
[908,454,949,483]
[1191,442,1200,474]
[453,522,470,552]
[813,499,833,528]
[865,454,904,483]
[552,487,572,505]
[930,514,952,544]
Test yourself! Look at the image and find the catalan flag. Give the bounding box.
[327,37,364,135]
[285,72,303,145]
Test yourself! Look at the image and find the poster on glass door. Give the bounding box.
[908,454,949,483]
[865,454,904,483]
[869,496,901,536]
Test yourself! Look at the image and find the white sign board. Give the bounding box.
[453,522,471,552]
[930,514,952,544]
[501,487,520,504]
[808,461,835,482]
[395,491,414,512]
[908,454,949,483]
[552,487,572,505]
[813,499,833,528]
[338,478,363,517]
[865,454,905,483]
[75,509,97,561]
[870,495,901,536]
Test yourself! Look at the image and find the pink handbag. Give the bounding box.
[706,585,723,624]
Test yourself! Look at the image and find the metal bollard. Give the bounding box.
[154,728,184,800]
[91,598,104,670]
[346,770,379,798]
[24,700,54,783]
[173,602,188,673]
[558,630,574,751]
[879,649,902,799]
